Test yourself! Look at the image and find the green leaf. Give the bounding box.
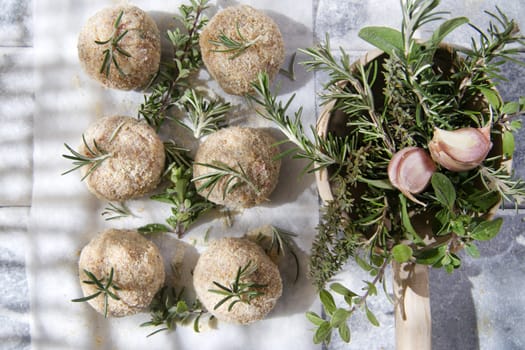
[415,245,447,265]
[471,218,503,241]
[479,87,501,109]
[319,290,337,315]
[365,305,380,327]
[306,311,325,326]
[330,283,355,297]
[399,194,422,243]
[502,101,520,115]
[358,26,403,55]
[358,176,394,190]
[313,321,332,344]
[502,131,515,158]
[429,17,469,47]
[392,244,413,263]
[330,308,350,327]
[137,223,171,235]
[338,322,351,343]
[432,173,456,210]
[355,255,373,272]
[465,242,480,258]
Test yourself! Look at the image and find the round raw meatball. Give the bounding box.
[199,5,285,95]
[77,229,165,317]
[193,127,281,208]
[193,237,282,324]
[78,5,161,90]
[80,115,165,201]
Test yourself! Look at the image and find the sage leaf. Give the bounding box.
[416,245,447,265]
[319,289,336,315]
[471,218,503,241]
[313,321,332,344]
[502,130,515,158]
[432,173,456,210]
[306,311,325,326]
[330,308,350,327]
[479,87,501,109]
[338,322,351,343]
[502,101,520,115]
[429,17,469,47]
[365,305,380,327]
[392,244,413,263]
[358,26,403,55]
[465,242,480,258]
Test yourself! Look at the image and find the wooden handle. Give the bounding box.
[393,262,431,350]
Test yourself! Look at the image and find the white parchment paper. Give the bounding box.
[30,0,320,349]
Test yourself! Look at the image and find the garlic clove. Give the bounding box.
[388,147,436,206]
[428,126,492,172]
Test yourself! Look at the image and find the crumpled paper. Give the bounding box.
[30,0,321,349]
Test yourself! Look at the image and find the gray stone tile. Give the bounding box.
[0,0,32,47]
[0,49,33,206]
[430,211,525,350]
[0,316,30,350]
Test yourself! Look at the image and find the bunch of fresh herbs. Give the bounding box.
[250,0,525,345]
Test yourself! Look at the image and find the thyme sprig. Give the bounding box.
[209,260,267,311]
[95,10,131,77]
[62,135,111,181]
[71,267,121,318]
[179,89,231,138]
[193,161,260,200]
[138,0,210,130]
[209,22,261,59]
[141,286,211,336]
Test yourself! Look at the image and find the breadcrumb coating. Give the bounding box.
[193,237,282,324]
[199,5,285,95]
[78,229,165,317]
[193,127,281,208]
[80,115,165,201]
[78,5,161,90]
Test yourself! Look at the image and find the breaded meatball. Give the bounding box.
[77,229,165,317]
[80,115,165,201]
[193,237,282,324]
[199,5,285,95]
[78,5,161,90]
[192,127,281,208]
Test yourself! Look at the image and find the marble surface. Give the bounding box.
[1,0,525,349]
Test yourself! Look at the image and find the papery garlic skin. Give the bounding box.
[388,147,436,206]
[428,126,492,172]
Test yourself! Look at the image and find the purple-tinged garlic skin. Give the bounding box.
[428,126,492,172]
[388,147,436,205]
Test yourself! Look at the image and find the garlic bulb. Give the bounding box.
[428,126,492,172]
[388,147,436,206]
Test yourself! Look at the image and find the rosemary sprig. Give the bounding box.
[209,260,267,311]
[141,286,210,336]
[101,202,135,221]
[193,161,260,200]
[152,165,215,237]
[179,89,231,138]
[249,72,346,173]
[255,226,300,283]
[62,135,111,181]
[209,22,260,59]
[71,267,121,318]
[95,10,132,77]
[479,165,525,208]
